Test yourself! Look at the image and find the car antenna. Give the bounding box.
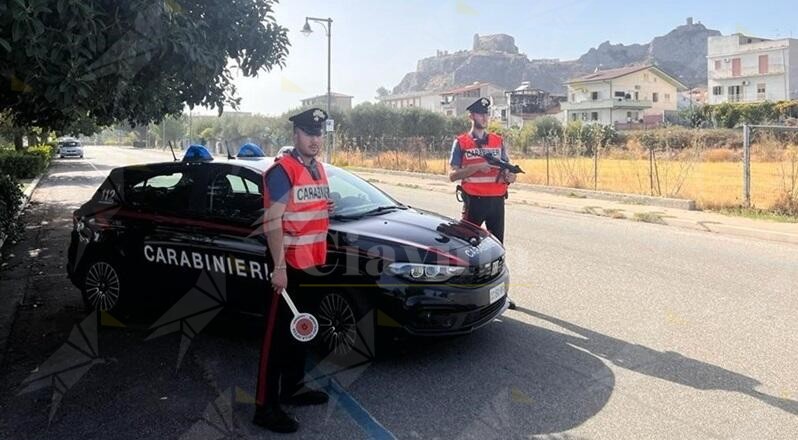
[168,141,178,161]
[224,141,234,160]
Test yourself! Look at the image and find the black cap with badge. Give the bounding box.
[466,97,491,114]
[289,108,328,136]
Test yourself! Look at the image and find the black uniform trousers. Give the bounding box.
[462,193,506,243]
[255,267,310,410]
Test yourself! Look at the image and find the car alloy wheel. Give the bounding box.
[84,262,121,311]
[317,293,358,356]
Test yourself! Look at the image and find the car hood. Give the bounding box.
[330,208,504,266]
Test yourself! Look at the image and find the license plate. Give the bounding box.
[489,283,505,304]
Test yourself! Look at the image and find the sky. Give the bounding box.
[216,0,798,117]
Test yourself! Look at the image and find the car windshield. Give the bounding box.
[326,166,404,218]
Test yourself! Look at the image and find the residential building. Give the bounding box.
[679,87,708,109]
[497,82,565,126]
[561,64,686,128]
[440,82,505,117]
[377,90,442,112]
[707,34,798,104]
[300,92,353,111]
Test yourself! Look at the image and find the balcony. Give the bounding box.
[710,65,785,80]
[561,98,652,111]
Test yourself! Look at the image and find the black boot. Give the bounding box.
[253,405,299,433]
[281,387,329,406]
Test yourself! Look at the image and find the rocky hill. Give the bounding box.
[391,18,721,95]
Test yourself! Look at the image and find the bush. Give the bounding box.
[0,149,49,179]
[0,173,24,242]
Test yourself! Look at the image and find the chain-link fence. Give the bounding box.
[331,127,798,215]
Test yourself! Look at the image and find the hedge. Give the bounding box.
[0,173,24,243]
[0,144,56,179]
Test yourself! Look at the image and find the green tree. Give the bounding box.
[0,0,289,132]
[349,103,400,139]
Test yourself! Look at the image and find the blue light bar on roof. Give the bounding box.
[237,143,265,158]
[183,144,213,162]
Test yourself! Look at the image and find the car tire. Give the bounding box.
[313,290,376,361]
[59,155,64,159]
[80,259,126,313]
[80,155,84,159]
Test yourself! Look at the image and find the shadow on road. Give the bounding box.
[516,307,798,417]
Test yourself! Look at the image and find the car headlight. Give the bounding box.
[386,263,465,283]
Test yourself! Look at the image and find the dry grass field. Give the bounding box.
[334,147,798,211]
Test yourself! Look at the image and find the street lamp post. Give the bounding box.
[302,16,333,162]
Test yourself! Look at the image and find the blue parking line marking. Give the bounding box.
[326,379,397,440]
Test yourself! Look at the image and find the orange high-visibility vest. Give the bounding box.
[267,155,329,269]
[457,133,508,197]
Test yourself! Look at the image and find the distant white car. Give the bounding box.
[58,139,84,158]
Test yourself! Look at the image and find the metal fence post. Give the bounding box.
[593,141,598,191]
[545,138,550,186]
[743,124,751,208]
[649,147,654,196]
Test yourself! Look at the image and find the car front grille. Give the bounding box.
[463,295,506,326]
[460,256,504,285]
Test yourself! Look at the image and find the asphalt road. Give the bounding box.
[1,145,797,439]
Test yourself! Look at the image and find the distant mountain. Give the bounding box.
[391,19,721,95]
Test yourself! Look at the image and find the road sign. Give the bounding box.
[326,119,335,132]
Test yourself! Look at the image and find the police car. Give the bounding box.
[67,145,509,354]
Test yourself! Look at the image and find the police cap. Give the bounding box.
[466,97,491,114]
[289,108,328,136]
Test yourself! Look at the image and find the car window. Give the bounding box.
[226,174,259,194]
[126,169,197,213]
[207,170,263,224]
[133,173,183,189]
[327,167,401,216]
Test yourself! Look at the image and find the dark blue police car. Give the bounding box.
[67,145,509,354]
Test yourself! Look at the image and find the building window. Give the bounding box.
[571,93,576,102]
[712,86,723,96]
[581,112,588,121]
[591,91,599,101]
[591,112,599,121]
[759,55,769,74]
[732,58,741,77]
[652,92,659,103]
[728,85,742,102]
[714,60,721,71]
[643,73,649,81]
[757,83,766,100]
[571,113,578,121]
[664,93,670,103]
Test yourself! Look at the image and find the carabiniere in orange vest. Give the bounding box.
[456,132,509,197]
[270,154,330,269]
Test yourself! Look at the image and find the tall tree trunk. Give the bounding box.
[27,134,38,147]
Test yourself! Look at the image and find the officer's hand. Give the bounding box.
[271,267,287,293]
[327,199,335,215]
[504,172,517,183]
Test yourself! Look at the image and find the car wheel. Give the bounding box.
[80,155,84,158]
[314,289,382,362]
[59,155,64,158]
[316,292,359,356]
[81,260,124,312]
